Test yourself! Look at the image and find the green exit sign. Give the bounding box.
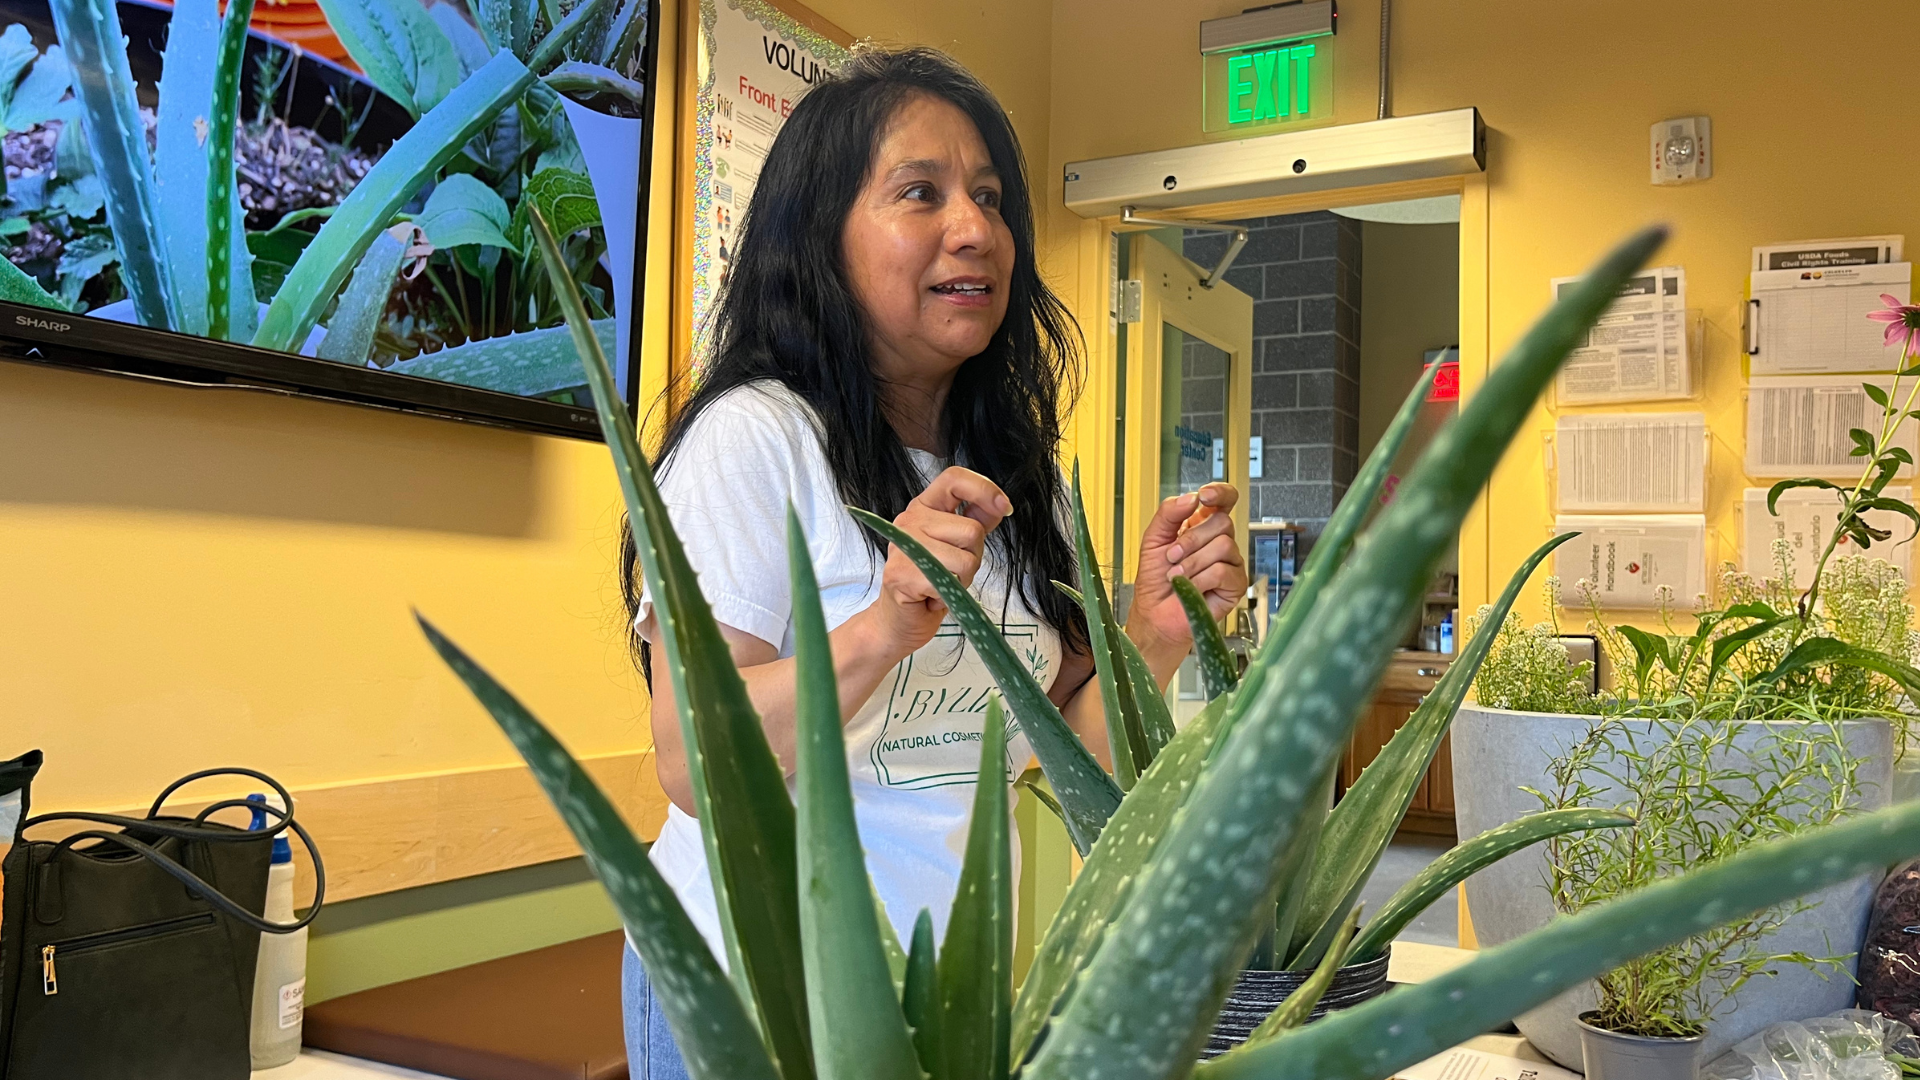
[1203,39,1333,136]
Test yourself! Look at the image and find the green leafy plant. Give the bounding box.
[412,217,1920,1080]
[1532,712,1864,1039]
[1468,576,1600,715]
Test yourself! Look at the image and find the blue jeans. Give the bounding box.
[622,943,693,1080]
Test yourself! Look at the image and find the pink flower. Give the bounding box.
[1867,293,1920,354]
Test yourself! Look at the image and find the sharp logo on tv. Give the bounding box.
[0,0,656,436]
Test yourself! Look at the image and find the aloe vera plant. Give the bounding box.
[413,217,1920,1080]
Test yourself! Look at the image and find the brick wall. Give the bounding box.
[1184,211,1361,544]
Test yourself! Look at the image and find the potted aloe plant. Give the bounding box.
[1029,365,1632,1057]
[411,214,1920,1080]
[1456,296,1920,1071]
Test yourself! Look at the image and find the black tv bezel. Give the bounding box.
[0,0,663,443]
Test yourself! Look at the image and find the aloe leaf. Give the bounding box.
[315,0,464,117]
[1265,766,1334,970]
[1024,226,1668,1079]
[934,696,1014,1080]
[903,909,939,1075]
[255,52,536,354]
[527,207,814,1080]
[413,617,780,1080]
[1010,681,1250,1064]
[528,0,612,71]
[1344,808,1632,964]
[154,0,251,341]
[1069,462,1149,787]
[850,507,1122,855]
[1285,531,1580,970]
[1200,795,1920,1080]
[1244,906,1359,1047]
[1115,621,1177,753]
[317,226,408,365]
[789,507,921,1080]
[1172,576,1236,698]
[1255,359,1444,669]
[202,0,256,341]
[0,257,64,310]
[384,318,610,397]
[542,61,647,107]
[1055,580,1175,755]
[49,0,176,329]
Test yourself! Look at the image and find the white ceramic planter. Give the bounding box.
[1452,703,1893,1069]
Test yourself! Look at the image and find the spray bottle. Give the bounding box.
[247,793,307,1069]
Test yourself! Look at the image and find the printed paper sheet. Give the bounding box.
[1555,412,1706,513]
[1554,515,1708,610]
[1742,486,1914,586]
[1745,376,1919,478]
[1552,265,1689,404]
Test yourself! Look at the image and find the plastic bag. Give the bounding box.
[1701,1009,1919,1080]
[1861,857,1920,1033]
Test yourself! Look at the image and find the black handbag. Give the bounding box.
[0,752,326,1080]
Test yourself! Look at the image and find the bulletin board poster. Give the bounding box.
[692,0,849,363]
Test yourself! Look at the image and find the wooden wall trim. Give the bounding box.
[22,751,670,909]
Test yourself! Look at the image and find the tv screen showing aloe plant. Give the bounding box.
[0,0,655,437]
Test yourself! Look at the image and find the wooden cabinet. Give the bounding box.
[1337,651,1455,837]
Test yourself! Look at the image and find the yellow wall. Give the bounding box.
[3,0,1054,821]
[1044,0,1920,622]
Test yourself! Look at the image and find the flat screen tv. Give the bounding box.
[0,0,657,438]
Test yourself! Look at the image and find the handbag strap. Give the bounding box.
[20,766,327,934]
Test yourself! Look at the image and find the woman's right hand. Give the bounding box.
[861,465,1012,661]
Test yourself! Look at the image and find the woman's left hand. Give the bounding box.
[1124,483,1248,668]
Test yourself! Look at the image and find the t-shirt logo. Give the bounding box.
[868,621,1043,789]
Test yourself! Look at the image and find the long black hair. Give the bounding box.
[622,47,1086,673]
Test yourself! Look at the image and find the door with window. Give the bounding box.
[1121,233,1254,722]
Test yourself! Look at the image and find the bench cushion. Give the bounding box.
[304,930,626,1080]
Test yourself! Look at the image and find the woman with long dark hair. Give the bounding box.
[622,47,1246,1070]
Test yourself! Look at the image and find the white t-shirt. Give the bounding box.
[638,380,1058,963]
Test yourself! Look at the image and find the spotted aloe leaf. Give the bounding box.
[932,696,1014,1080]
[1171,576,1236,699]
[789,507,921,1080]
[528,207,814,1080]
[1343,807,1634,964]
[1069,461,1150,787]
[1009,679,1249,1064]
[414,617,778,1080]
[850,508,1123,855]
[1284,530,1581,970]
[1023,226,1669,1079]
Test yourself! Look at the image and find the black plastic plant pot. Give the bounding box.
[1576,1011,1704,1080]
[1201,946,1392,1059]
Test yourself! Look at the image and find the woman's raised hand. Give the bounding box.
[863,466,1013,661]
[1125,483,1249,665]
